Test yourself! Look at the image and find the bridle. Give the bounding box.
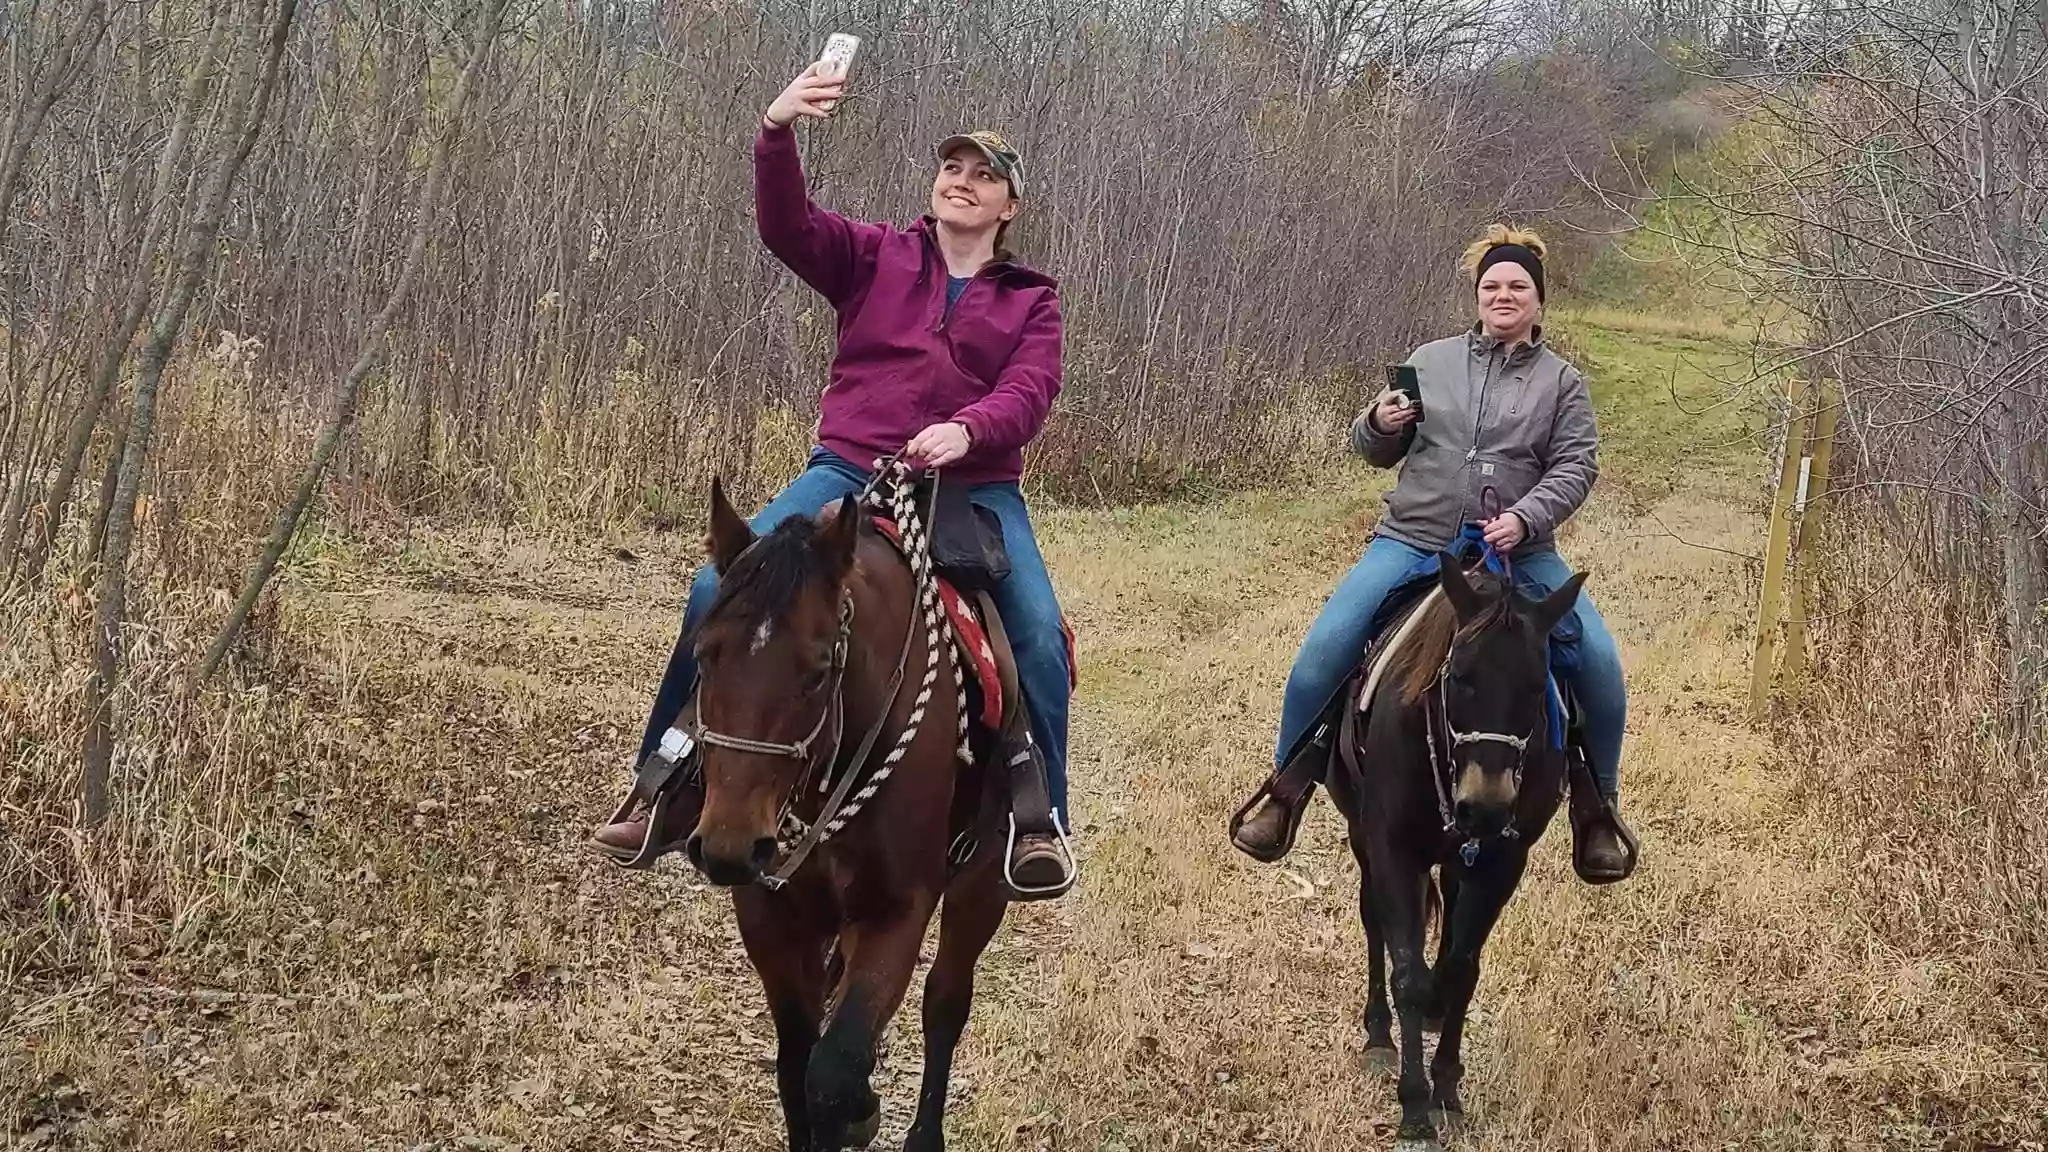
[1423,570,1543,869]
[690,455,947,890]
[695,594,854,768]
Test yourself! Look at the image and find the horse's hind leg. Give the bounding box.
[808,895,939,1150]
[905,866,1006,1152]
[1428,848,1528,1131]
[736,896,830,1152]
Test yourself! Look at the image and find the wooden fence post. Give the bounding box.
[1750,373,1811,723]
[1780,378,1839,694]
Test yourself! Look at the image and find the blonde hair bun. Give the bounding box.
[1459,224,1548,277]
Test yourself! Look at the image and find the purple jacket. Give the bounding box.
[754,124,1063,487]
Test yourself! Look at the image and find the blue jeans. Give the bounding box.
[1276,535,1627,796]
[639,449,1075,821]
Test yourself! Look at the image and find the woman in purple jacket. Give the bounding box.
[591,62,1075,894]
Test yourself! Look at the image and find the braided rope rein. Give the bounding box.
[817,469,969,841]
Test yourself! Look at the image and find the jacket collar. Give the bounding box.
[1467,321,1546,364]
[913,216,1058,290]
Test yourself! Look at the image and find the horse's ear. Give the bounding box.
[818,492,861,576]
[1437,552,1487,622]
[1529,571,1589,636]
[706,475,755,572]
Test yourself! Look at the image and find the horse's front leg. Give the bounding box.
[904,861,1007,1152]
[1350,832,1396,1067]
[808,893,940,1150]
[735,891,830,1152]
[1429,845,1529,1132]
[1367,842,1438,1145]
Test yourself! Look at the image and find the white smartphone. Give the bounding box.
[818,32,860,81]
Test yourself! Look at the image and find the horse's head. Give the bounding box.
[1433,556,1587,838]
[684,477,863,887]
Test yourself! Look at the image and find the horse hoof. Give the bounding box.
[1362,1045,1398,1074]
[1394,1118,1438,1150]
[847,1104,882,1148]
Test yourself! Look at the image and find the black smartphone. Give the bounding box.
[1385,363,1423,420]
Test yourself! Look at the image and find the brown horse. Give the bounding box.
[1324,555,1587,1148]
[685,472,1010,1152]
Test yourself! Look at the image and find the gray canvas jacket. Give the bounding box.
[1352,324,1598,555]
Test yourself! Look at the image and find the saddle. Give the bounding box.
[857,482,1078,740]
[859,477,1081,898]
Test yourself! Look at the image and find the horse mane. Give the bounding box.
[1385,569,1514,706]
[692,516,844,643]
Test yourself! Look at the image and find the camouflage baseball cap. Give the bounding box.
[936,130,1022,197]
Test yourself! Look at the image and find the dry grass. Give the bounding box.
[5,308,2045,1150]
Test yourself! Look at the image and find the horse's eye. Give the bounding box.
[799,667,830,696]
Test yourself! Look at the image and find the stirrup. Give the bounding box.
[1571,798,1640,885]
[1227,722,1328,864]
[1227,783,1313,864]
[1004,811,1077,901]
[601,728,701,871]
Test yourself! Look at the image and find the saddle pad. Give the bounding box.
[866,515,1081,730]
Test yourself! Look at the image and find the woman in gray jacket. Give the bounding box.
[1233,225,1634,881]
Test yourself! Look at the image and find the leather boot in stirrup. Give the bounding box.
[1003,734,1076,901]
[1564,748,1639,884]
[591,725,705,870]
[1229,722,1330,863]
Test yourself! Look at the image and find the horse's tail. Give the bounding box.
[1424,871,1443,942]
[825,936,845,990]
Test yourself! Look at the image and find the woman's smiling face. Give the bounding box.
[931,149,1016,233]
[1476,260,1539,341]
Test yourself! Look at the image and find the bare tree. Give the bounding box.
[80,0,299,824]
[196,0,510,683]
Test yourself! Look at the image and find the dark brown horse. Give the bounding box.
[685,474,1011,1152]
[1324,555,1586,1148]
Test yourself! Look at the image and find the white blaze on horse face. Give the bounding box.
[750,620,773,655]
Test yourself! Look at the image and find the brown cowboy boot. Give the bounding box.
[1229,722,1331,863]
[1565,750,1640,885]
[590,781,703,864]
[1570,794,1637,882]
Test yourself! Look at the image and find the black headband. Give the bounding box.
[1476,243,1545,302]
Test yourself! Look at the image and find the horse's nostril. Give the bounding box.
[1453,800,1474,826]
[750,837,777,869]
[685,834,705,869]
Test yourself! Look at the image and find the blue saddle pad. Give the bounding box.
[1366,524,1581,750]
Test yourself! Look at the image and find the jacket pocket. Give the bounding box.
[943,309,1026,391]
[1466,450,1541,517]
[1383,443,1461,533]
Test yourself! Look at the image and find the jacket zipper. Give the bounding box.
[1466,344,1498,464]
[935,267,989,333]
[1456,342,1501,528]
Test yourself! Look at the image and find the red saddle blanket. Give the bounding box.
[868,515,1078,733]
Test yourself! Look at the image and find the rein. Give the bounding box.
[692,454,954,890]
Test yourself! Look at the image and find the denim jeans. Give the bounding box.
[1276,535,1627,795]
[639,448,1075,821]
